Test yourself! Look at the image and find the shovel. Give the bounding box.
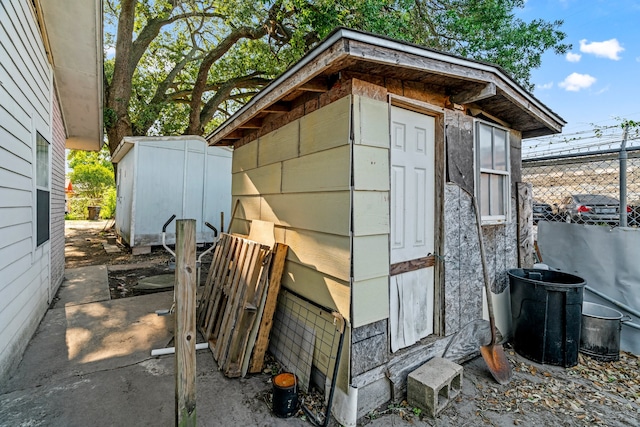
[471,195,513,385]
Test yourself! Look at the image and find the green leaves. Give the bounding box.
[104,0,569,151]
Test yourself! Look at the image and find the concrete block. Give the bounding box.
[132,245,151,255]
[407,357,463,418]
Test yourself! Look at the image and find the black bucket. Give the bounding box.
[580,302,624,362]
[272,372,298,417]
[508,269,586,367]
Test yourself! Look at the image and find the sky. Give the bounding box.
[516,0,640,155]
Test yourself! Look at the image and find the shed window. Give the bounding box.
[475,121,510,224]
[36,133,50,246]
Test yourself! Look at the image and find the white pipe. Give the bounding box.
[151,342,208,356]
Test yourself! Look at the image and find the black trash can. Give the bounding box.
[508,268,586,367]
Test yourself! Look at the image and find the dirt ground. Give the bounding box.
[63,220,640,426]
[65,220,212,299]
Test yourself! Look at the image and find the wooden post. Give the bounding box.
[175,219,197,427]
[517,182,535,268]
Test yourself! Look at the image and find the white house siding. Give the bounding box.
[0,0,54,383]
[50,90,65,294]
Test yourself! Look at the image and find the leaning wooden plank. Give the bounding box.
[219,242,266,370]
[197,236,226,325]
[211,237,250,359]
[201,235,235,338]
[227,249,273,377]
[248,243,289,374]
[215,240,257,364]
[203,235,237,338]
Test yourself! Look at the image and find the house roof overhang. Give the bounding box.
[206,28,565,146]
[37,0,103,151]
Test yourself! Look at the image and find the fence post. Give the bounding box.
[620,125,629,227]
[175,219,197,427]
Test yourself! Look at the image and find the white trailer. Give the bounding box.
[112,136,231,253]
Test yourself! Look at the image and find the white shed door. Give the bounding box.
[389,106,435,352]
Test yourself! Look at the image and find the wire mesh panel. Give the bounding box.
[269,289,344,394]
[522,148,640,227]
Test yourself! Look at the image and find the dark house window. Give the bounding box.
[36,133,50,246]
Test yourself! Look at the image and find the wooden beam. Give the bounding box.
[390,255,435,276]
[263,102,290,113]
[517,182,535,268]
[450,82,496,104]
[248,243,288,373]
[299,77,329,92]
[238,118,262,129]
[175,219,197,427]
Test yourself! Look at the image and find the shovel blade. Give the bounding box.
[480,344,512,385]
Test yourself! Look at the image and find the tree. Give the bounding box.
[104,0,569,154]
[67,146,116,219]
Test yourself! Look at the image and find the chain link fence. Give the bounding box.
[522,147,640,228]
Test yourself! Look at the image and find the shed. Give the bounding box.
[112,136,232,252]
[206,28,564,425]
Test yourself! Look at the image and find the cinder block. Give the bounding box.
[407,357,463,418]
[132,245,151,255]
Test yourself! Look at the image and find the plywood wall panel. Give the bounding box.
[232,140,258,173]
[258,121,299,166]
[300,96,351,155]
[352,276,390,328]
[353,145,389,191]
[282,146,350,193]
[232,163,282,196]
[352,191,389,236]
[284,229,350,282]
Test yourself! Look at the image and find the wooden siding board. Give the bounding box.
[51,93,65,291]
[232,162,282,196]
[352,191,389,236]
[0,167,31,191]
[9,0,49,80]
[258,120,299,166]
[0,2,50,119]
[0,270,47,355]
[0,254,30,294]
[352,234,389,281]
[281,261,350,320]
[0,222,31,251]
[232,140,258,173]
[0,254,39,316]
[283,229,350,282]
[353,145,389,191]
[0,206,31,229]
[299,96,351,155]
[352,276,390,328]
[0,66,43,133]
[281,146,350,193]
[445,111,474,195]
[0,237,31,272]
[0,187,32,208]
[262,192,351,236]
[229,196,261,222]
[355,96,390,148]
[0,103,32,152]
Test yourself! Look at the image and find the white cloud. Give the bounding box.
[537,82,554,90]
[579,39,624,60]
[559,73,597,91]
[595,85,610,95]
[566,52,581,62]
[105,46,116,59]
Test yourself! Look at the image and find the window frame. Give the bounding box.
[474,119,511,225]
[36,132,50,247]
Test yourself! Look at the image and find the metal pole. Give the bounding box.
[619,125,629,227]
